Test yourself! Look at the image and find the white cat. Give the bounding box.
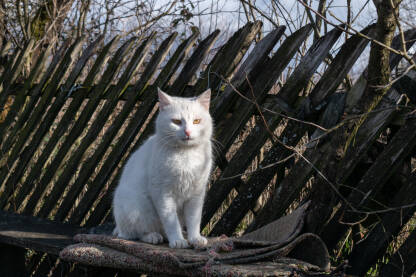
[112,88,213,249]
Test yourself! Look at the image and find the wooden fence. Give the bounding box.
[0,21,416,276]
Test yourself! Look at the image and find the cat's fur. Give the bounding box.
[112,88,213,249]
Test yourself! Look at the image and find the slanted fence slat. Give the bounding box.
[10,37,120,212]
[300,30,416,240]
[0,39,34,104]
[203,25,342,231]
[0,45,52,137]
[2,36,103,211]
[347,170,416,276]
[22,37,136,215]
[192,21,262,95]
[55,33,178,222]
[212,26,285,121]
[204,25,313,233]
[36,35,153,219]
[380,225,416,277]
[0,41,70,153]
[249,24,377,231]
[323,117,416,234]
[0,38,85,208]
[169,30,220,95]
[217,25,312,154]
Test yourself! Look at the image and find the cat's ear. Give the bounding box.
[197,89,211,110]
[158,87,172,110]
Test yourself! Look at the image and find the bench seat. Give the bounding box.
[0,211,85,255]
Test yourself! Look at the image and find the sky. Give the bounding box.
[158,0,378,36]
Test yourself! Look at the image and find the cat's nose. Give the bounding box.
[184,129,191,138]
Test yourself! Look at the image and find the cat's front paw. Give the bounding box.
[141,232,164,244]
[188,235,208,248]
[169,239,189,249]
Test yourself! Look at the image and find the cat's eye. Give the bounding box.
[193,119,201,124]
[171,119,182,125]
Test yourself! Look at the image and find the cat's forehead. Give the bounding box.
[163,98,205,116]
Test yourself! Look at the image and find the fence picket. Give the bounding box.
[36,36,154,219]
[0,45,52,137]
[322,116,416,249]
[248,25,377,230]
[347,171,416,276]
[22,37,135,215]
[379,227,416,277]
[1,36,103,210]
[0,38,85,208]
[202,26,342,229]
[55,33,178,222]
[192,21,262,95]
[0,22,415,277]
[216,25,313,154]
[12,37,119,213]
[203,25,313,231]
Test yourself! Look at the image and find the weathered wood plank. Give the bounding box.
[202,26,342,230]
[337,89,402,183]
[215,25,313,155]
[209,94,345,236]
[0,40,70,154]
[247,26,394,231]
[300,30,416,237]
[0,39,34,102]
[169,30,220,94]
[0,38,85,208]
[321,117,416,249]
[55,33,178,222]
[22,37,134,215]
[0,36,102,209]
[192,21,262,95]
[70,33,200,226]
[10,37,120,213]
[0,211,84,255]
[346,172,416,276]
[379,229,416,277]
[212,26,286,122]
[36,35,153,219]
[252,89,401,232]
[308,24,374,107]
[0,45,52,138]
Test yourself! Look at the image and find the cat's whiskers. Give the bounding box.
[157,133,177,148]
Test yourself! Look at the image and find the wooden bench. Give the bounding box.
[1,21,416,276]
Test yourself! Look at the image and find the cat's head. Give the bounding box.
[155,88,213,147]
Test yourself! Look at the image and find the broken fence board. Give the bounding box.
[11,37,120,212]
[22,37,135,215]
[203,25,342,231]
[1,36,102,210]
[56,33,177,222]
[36,36,152,219]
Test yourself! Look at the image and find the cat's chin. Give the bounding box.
[178,138,199,147]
